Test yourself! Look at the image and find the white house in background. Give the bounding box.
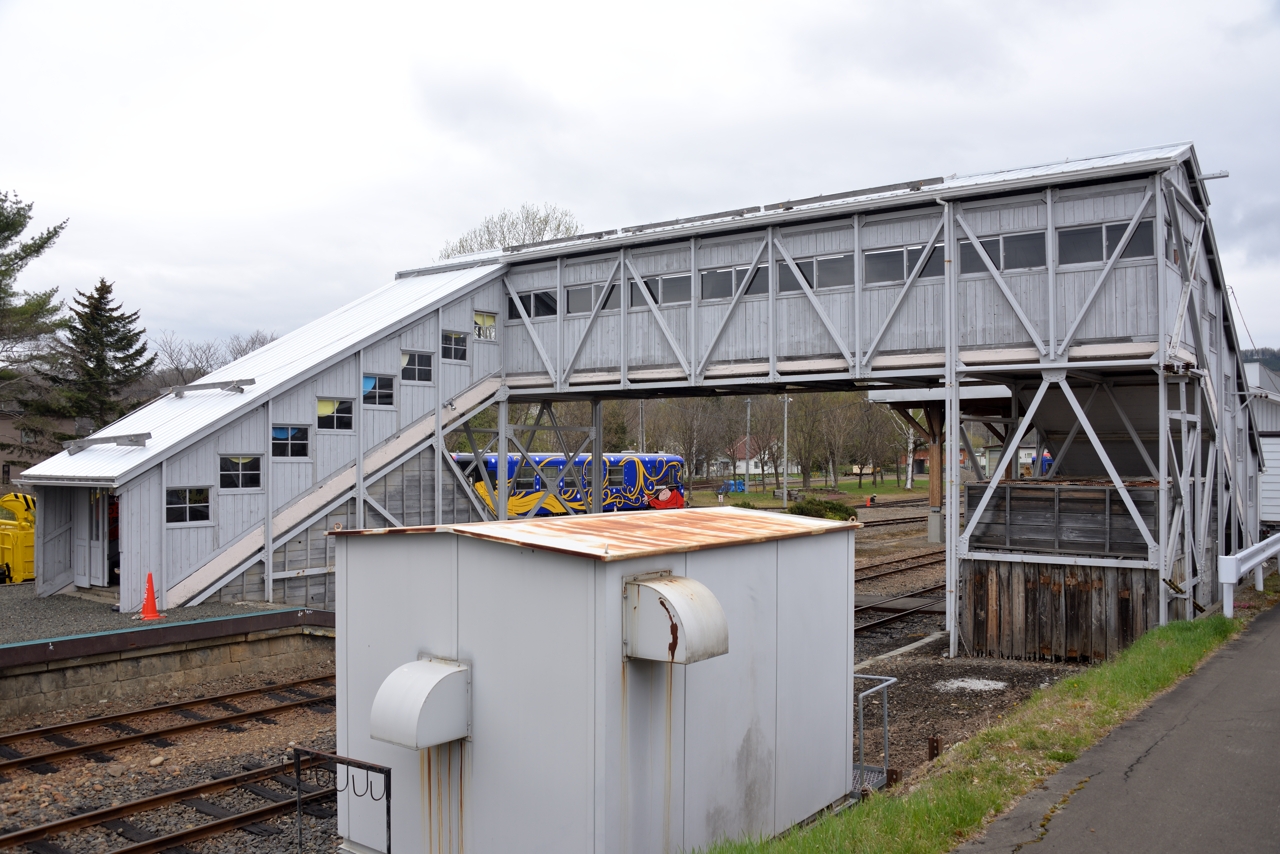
[1246,361,1280,533]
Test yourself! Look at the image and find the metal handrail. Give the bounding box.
[293,747,391,853]
[851,674,897,797]
[1219,530,1280,617]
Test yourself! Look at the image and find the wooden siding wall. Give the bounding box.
[964,484,1158,558]
[500,178,1180,380]
[364,446,479,527]
[961,559,1160,661]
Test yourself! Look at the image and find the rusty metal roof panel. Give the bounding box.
[334,507,859,561]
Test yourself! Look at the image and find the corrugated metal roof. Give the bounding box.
[397,143,1194,277]
[335,506,859,561]
[23,264,505,486]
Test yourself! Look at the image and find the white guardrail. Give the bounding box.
[1219,532,1280,618]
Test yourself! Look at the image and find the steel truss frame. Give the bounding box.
[446,164,1253,658]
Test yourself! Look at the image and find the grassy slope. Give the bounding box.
[705,593,1272,854]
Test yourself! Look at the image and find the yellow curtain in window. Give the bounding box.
[401,352,410,367]
[317,399,337,417]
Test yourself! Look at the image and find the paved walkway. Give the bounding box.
[956,605,1280,853]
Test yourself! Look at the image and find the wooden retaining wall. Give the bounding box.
[961,559,1160,661]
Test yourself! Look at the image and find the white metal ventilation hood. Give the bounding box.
[369,658,471,751]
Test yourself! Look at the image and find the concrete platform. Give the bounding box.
[955,605,1280,853]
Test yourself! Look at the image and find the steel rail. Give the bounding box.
[859,515,930,528]
[855,549,945,573]
[112,788,336,854]
[855,598,946,631]
[0,758,326,849]
[853,583,945,615]
[0,693,335,774]
[0,674,334,747]
[856,556,946,582]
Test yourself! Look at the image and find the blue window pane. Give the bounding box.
[272,427,289,440]
[362,376,376,394]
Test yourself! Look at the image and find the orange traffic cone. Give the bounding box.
[865,496,871,507]
[139,572,165,620]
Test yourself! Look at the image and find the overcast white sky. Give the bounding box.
[2,0,1278,348]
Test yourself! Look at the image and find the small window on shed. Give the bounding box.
[959,238,1001,274]
[701,269,734,300]
[474,312,497,340]
[219,456,262,490]
[864,249,904,284]
[816,254,856,288]
[401,352,432,383]
[166,487,210,524]
[906,244,944,278]
[317,399,354,430]
[363,375,394,407]
[566,286,593,315]
[1058,226,1103,265]
[661,274,692,304]
[777,259,814,292]
[1106,220,1155,260]
[1002,232,1047,269]
[442,331,467,361]
[272,426,309,457]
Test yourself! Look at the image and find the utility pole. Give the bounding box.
[745,398,752,491]
[639,399,645,453]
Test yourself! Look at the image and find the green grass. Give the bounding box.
[702,613,1248,854]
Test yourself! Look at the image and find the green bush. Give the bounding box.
[732,500,759,510]
[787,497,856,521]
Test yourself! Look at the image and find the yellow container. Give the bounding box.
[0,492,36,584]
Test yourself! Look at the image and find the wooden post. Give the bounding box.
[927,403,944,543]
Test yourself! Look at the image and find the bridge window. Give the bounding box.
[777,259,814,292]
[959,238,1002,274]
[442,330,467,361]
[566,285,593,314]
[508,290,558,320]
[219,456,262,490]
[317,399,354,430]
[166,487,211,524]
[1001,232,1046,269]
[474,312,497,340]
[734,265,769,297]
[631,278,659,308]
[660,274,691,304]
[865,244,942,284]
[401,351,432,383]
[272,426,309,457]
[1058,226,1103,265]
[701,269,734,300]
[363,375,394,407]
[1106,220,1154,260]
[591,282,620,311]
[816,254,856,288]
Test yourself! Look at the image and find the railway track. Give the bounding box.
[859,515,930,528]
[0,675,335,776]
[0,757,335,853]
[856,551,946,581]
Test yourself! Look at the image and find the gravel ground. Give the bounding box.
[0,662,339,853]
[854,640,1082,785]
[0,582,287,646]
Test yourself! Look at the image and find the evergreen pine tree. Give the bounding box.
[0,191,66,393]
[41,278,156,430]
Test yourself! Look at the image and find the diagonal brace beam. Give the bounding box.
[861,214,946,368]
[503,277,557,380]
[697,238,769,377]
[954,211,1047,356]
[773,238,854,369]
[624,255,691,378]
[561,257,621,385]
[961,378,1051,544]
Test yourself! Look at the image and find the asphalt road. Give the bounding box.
[956,604,1280,853]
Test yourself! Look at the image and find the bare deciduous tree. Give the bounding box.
[438,203,581,260]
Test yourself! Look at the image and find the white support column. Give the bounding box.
[768,228,777,381]
[1158,371,1169,625]
[944,200,961,658]
[262,400,272,604]
[1046,187,1056,357]
[619,249,628,389]
[556,256,564,393]
[853,214,863,377]
[689,237,699,387]
[497,398,509,521]
[356,351,365,530]
[434,410,443,525]
[160,458,170,608]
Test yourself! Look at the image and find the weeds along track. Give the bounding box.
[0,758,334,853]
[0,675,335,776]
